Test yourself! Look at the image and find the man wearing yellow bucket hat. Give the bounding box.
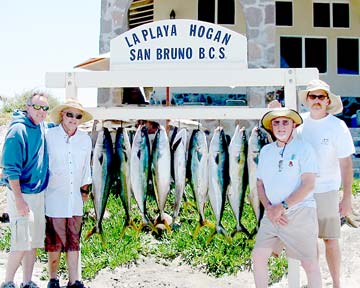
[252,108,321,287]
[269,79,355,287]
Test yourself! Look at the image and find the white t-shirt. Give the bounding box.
[297,112,355,194]
[45,125,92,217]
[256,138,318,210]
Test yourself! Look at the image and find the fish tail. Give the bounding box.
[85,225,97,240]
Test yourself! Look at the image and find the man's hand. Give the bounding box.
[15,196,29,216]
[266,204,288,226]
[340,197,352,217]
[81,193,89,203]
[267,100,282,108]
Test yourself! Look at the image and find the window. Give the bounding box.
[337,38,359,75]
[198,0,234,25]
[128,0,154,29]
[305,38,327,73]
[313,1,349,28]
[198,0,215,23]
[280,36,327,73]
[276,1,293,26]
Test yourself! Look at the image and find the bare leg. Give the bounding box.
[252,247,272,288]
[324,239,341,288]
[301,258,322,288]
[66,251,79,284]
[4,250,25,282]
[21,249,37,283]
[48,251,61,279]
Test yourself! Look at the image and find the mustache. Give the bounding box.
[311,103,322,109]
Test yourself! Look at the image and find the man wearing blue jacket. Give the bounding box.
[1,91,50,288]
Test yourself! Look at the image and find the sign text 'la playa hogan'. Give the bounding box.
[110,19,247,68]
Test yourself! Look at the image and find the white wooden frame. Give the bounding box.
[46,66,319,288]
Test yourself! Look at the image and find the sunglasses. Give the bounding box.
[65,112,83,120]
[30,104,49,111]
[307,94,329,101]
[272,119,292,127]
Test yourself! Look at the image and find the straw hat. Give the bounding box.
[298,79,343,115]
[261,108,303,131]
[50,98,93,124]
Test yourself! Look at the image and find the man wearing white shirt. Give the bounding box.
[45,99,93,288]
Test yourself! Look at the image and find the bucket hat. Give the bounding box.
[50,98,93,124]
[298,79,343,115]
[261,108,303,131]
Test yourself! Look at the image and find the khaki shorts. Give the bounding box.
[254,207,318,261]
[7,188,45,251]
[314,191,340,239]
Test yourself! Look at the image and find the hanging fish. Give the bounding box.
[130,125,151,230]
[227,125,250,238]
[171,128,187,224]
[187,129,212,237]
[208,126,230,242]
[86,127,113,241]
[247,126,273,234]
[114,127,135,237]
[151,126,172,230]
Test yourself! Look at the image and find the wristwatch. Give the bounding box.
[281,200,289,210]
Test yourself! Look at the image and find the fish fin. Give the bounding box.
[231,224,251,239]
[137,149,141,160]
[98,153,104,166]
[215,153,219,165]
[85,226,97,241]
[345,216,359,228]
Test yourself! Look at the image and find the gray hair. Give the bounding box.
[26,90,49,106]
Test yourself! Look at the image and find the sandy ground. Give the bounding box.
[1,191,360,288]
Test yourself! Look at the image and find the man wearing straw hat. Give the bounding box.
[252,108,321,288]
[269,79,355,287]
[44,99,93,288]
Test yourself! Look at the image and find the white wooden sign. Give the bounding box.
[110,19,248,69]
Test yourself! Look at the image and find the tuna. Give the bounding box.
[114,127,135,236]
[86,127,114,241]
[247,126,272,233]
[130,125,151,230]
[151,126,171,229]
[208,126,230,242]
[227,125,250,237]
[171,128,188,224]
[187,129,212,237]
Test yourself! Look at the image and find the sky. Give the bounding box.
[0,0,101,107]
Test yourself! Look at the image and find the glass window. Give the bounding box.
[337,38,359,75]
[198,0,234,24]
[305,38,327,73]
[276,1,293,26]
[218,0,235,24]
[280,37,302,68]
[333,3,349,28]
[198,0,215,23]
[313,3,330,27]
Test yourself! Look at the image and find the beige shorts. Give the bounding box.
[7,188,45,251]
[314,191,340,239]
[254,207,318,261]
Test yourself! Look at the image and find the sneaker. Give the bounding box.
[0,282,16,288]
[20,281,39,288]
[67,280,85,288]
[47,279,60,288]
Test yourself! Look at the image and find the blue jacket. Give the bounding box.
[2,110,49,194]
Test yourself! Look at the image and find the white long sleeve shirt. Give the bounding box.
[45,125,92,217]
